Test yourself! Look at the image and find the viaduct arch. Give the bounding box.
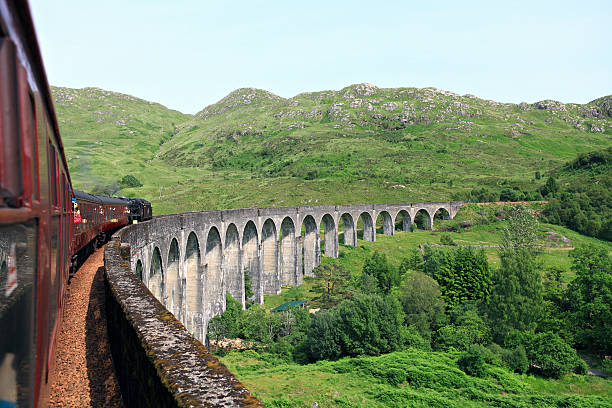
[126,201,463,341]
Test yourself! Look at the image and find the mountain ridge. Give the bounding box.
[51,84,611,214]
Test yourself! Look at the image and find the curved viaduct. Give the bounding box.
[123,201,463,341]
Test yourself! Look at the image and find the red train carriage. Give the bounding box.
[0,1,73,406]
[1,2,153,406]
[71,190,129,272]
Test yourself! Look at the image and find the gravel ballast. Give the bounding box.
[48,246,123,407]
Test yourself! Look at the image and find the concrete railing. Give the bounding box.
[104,236,263,407]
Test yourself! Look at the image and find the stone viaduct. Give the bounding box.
[121,202,463,342]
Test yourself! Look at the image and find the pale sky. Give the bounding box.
[29,0,612,114]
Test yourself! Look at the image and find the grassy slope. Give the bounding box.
[52,86,191,193]
[54,85,612,214]
[220,350,612,408]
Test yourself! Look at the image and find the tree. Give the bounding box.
[499,188,520,202]
[335,294,405,357]
[423,246,446,280]
[439,234,457,246]
[434,303,491,351]
[312,260,352,308]
[565,245,612,354]
[207,293,243,341]
[398,272,446,341]
[502,345,529,374]
[237,306,271,344]
[355,272,379,295]
[362,251,399,294]
[526,332,587,378]
[487,205,543,342]
[436,247,491,308]
[306,310,342,361]
[244,270,254,300]
[399,248,424,275]
[307,294,406,361]
[501,204,541,254]
[540,176,558,198]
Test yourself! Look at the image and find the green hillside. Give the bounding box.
[53,84,612,214]
[52,86,190,194]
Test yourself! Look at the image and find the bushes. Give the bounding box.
[119,174,142,188]
[501,345,528,374]
[439,233,457,246]
[457,344,487,377]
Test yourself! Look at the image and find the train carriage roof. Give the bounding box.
[73,190,128,205]
[95,195,129,205]
[73,189,102,204]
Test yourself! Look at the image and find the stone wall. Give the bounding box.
[104,240,263,407]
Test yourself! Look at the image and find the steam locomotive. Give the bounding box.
[0,1,152,406]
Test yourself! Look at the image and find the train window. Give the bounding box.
[0,38,23,206]
[58,173,63,210]
[61,177,66,211]
[49,143,57,207]
[30,94,39,201]
[0,221,38,405]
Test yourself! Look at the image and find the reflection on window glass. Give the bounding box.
[0,221,37,407]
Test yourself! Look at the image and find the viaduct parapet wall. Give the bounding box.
[103,240,263,407]
[118,201,463,342]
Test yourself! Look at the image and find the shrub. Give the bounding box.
[501,345,528,374]
[402,325,431,351]
[440,234,457,246]
[120,174,143,188]
[457,344,487,377]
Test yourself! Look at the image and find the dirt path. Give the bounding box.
[48,246,124,407]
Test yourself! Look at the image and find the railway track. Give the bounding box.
[48,246,123,407]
